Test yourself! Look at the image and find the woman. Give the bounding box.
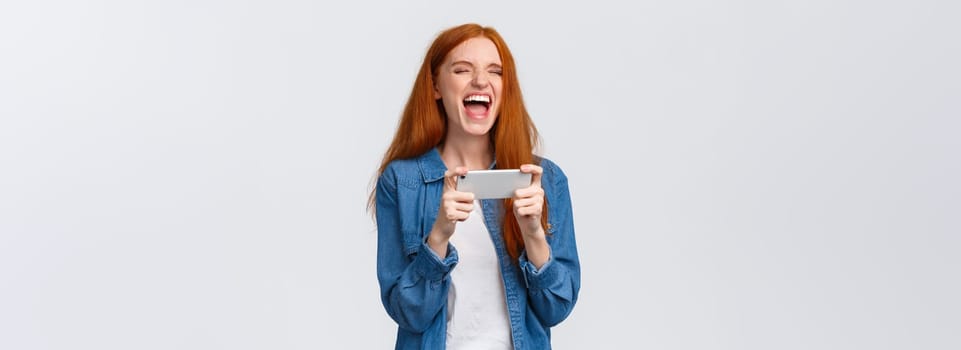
[371,23,580,349]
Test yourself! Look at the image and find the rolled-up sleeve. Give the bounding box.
[376,168,457,333]
[520,160,581,327]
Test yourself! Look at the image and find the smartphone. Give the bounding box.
[456,169,532,199]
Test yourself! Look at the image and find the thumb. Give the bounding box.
[443,166,469,191]
[521,164,543,187]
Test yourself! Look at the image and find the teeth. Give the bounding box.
[463,95,490,103]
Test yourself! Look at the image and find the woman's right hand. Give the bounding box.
[427,166,474,257]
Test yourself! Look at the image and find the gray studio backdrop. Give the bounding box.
[1,1,958,349]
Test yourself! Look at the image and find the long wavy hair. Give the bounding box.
[369,23,548,262]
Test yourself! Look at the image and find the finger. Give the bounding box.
[520,164,543,188]
[443,200,474,220]
[513,185,543,199]
[447,210,471,222]
[445,200,472,214]
[513,197,542,211]
[443,166,470,191]
[445,190,475,203]
[450,201,474,213]
[515,205,542,217]
[443,171,456,191]
[447,213,470,222]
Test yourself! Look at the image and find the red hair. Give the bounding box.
[370,23,548,262]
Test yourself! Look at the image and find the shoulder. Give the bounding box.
[383,156,420,177]
[380,150,435,189]
[535,156,569,186]
[380,159,417,189]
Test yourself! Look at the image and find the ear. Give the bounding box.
[433,81,441,100]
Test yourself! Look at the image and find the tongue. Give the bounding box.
[466,104,488,117]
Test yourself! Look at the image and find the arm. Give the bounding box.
[375,169,457,333]
[519,162,581,327]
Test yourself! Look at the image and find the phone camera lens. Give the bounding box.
[460,175,465,179]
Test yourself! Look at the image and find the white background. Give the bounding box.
[1,1,959,349]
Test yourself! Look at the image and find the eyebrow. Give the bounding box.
[451,60,502,69]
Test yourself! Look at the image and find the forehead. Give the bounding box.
[446,37,501,65]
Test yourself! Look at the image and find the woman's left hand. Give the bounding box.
[513,164,546,240]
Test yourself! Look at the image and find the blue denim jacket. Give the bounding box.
[375,148,581,349]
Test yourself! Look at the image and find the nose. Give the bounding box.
[471,71,489,87]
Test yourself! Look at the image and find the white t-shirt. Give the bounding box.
[446,201,514,349]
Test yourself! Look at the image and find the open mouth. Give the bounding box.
[463,94,491,119]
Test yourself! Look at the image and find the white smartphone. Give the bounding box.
[456,169,532,200]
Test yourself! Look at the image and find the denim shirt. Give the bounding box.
[375,148,581,350]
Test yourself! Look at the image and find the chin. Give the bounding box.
[451,114,493,135]
[463,126,494,136]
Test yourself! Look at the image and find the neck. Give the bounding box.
[440,133,493,170]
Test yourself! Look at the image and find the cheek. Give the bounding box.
[436,76,457,95]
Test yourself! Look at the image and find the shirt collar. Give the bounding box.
[417,148,447,183]
[417,147,497,183]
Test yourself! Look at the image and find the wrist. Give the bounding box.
[522,232,548,248]
[522,233,551,269]
[426,231,450,258]
[521,225,547,241]
[427,231,448,246]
